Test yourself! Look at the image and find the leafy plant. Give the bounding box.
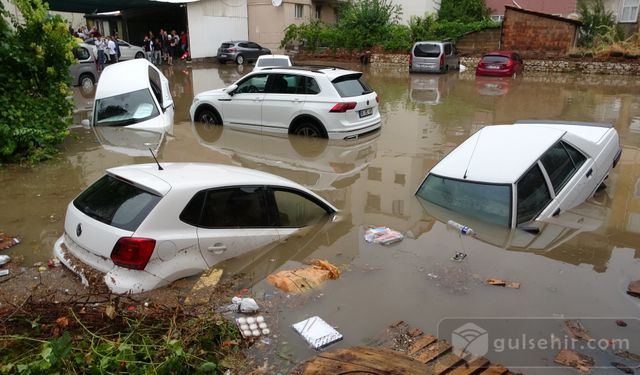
[437,0,490,23]
[0,0,75,163]
[336,0,403,49]
[577,0,622,47]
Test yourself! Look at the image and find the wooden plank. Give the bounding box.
[414,340,452,364]
[478,365,509,375]
[301,356,387,375]
[310,346,433,375]
[448,357,491,375]
[433,352,465,374]
[408,334,438,356]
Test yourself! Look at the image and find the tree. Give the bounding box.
[337,0,403,49]
[0,0,76,163]
[576,0,620,46]
[437,0,489,23]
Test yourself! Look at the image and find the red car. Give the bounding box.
[475,51,524,78]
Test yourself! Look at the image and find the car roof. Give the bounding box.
[107,163,336,208]
[430,124,565,184]
[483,51,516,57]
[95,59,156,98]
[252,66,361,79]
[257,54,290,60]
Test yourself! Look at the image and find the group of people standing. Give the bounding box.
[95,35,121,71]
[143,29,188,66]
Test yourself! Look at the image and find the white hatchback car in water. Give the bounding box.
[416,121,621,228]
[190,66,381,140]
[54,163,337,294]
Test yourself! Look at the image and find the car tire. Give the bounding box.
[79,73,95,97]
[195,107,223,142]
[289,121,328,157]
[236,54,244,65]
[291,121,326,138]
[135,52,144,59]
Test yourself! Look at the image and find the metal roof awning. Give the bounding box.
[47,0,199,14]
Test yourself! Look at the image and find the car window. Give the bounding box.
[273,189,331,227]
[73,175,161,231]
[413,43,440,58]
[221,43,233,49]
[247,42,260,49]
[200,187,270,228]
[540,141,586,194]
[256,58,290,67]
[516,164,552,225]
[332,74,373,97]
[236,74,268,94]
[304,77,320,95]
[238,43,248,48]
[267,74,310,94]
[444,44,452,55]
[73,46,91,60]
[95,88,160,127]
[482,55,510,64]
[179,190,206,226]
[416,174,511,227]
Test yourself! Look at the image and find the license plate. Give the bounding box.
[220,54,227,58]
[488,65,499,69]
[359,108,373,118]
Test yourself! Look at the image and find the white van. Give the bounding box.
[90,59,174,133]
[409,41,460,74]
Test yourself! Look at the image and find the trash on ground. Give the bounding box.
[0,255,10,266]
[615,350,640,362]
[0,269,9,277]
[563,320,593,342]
[611,362,634,374]
[267,259,340,294]
[616,320,628,327]
[626,280,640,298]
[554,349,594,372]
[105,304,117,320]
[0,232,20,251]
[485,278,521,289]
[37,266,47,273]
[47,258,61,268]
[447,220,475,236]
[459,64,467,72]
[229,297,260,313]
[292,316,343,350]
[236,315,270,339]
[451,252,467,262]
[364,227,404,245]
[184,268,223,305]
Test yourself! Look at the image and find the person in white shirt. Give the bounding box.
[107,37,117,64]
[96,35,107,70]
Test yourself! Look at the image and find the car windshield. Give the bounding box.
[94,88,160,127]
[416,174,512,227]
[73,174,161,231]
[332,74,373,97]
[482,55,510,64]
[414,44,441,58]
[256,58,289,67]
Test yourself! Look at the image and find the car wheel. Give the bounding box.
[79,73,95,97]
[195,108,223,142]
[197,107,221,125]
[135,52,144,59]
[236,54,244,65]
[292,122,325,138]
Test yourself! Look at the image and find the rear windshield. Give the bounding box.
[416,174,512,227]
[73,175,161,231]
[256,58,290,67]
[220,43,233,49]
[413,44,441,58]
[94,88,160,127]
[332,74,373,97]
[482,55,510,64]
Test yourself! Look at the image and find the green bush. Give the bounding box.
[577,0,622,46]
[437,0,489,23]
[0,0,75,163]
[336,0,402,49]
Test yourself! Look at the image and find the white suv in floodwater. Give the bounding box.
[190,66,381,140]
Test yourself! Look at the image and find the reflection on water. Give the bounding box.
[2,63,640,372]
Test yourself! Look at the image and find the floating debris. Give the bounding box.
[0,269,9,277]
[0,232,20,251]
[616,320,628,327]
[626,280,640,298]
[236,315,270,339]
[615,350,640,362]
[0,255,10,266]
[267,259,340,294]
[554,349,594,372]
[563,320,593,342]
[293,316,343,350]
[451,252,467,262]
[485,278,521,289]
[611,362,634,374]
[364,227,404,245]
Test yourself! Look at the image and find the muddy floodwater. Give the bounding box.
[2,62,640,373]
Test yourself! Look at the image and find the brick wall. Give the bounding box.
[456,29,501,55]
[502,7,579,57]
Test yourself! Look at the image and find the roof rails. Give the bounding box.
[258,65,348,74]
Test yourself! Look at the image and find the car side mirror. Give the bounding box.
[225,84,238,96]
[81,119,91,128]
[163,99,174,112]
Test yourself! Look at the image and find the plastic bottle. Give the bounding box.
[447,220,475,236]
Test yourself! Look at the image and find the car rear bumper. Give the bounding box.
[476,68,513,77]
[54,235,168,294]
[328,120,381,140]
[410,65,443,73]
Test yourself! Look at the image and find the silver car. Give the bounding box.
[69,43,99,97]
[84,38,145,60]
[409,41,460,74]
[216,41,271,65]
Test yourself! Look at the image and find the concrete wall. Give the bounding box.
[502,7,579,56]
[486,0,577,17]
[456,28,501,55]
[248,0,312,52]
[187,0,248,59]
[49,10,87,30]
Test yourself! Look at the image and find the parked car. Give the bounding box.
[190,66,381,140]
[253,54,292,71]
[409,41,460,74]
[476,51,524,78]
[216,41,271,65]
[84,38,145,60]
[416,121,622,228]
[53,163,338,293]
[89,59,174,132]
[70,43,99,97]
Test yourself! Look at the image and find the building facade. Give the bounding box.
[604,0,640,35]
[486,0,577,21]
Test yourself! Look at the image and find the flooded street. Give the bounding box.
[2,62,640,373]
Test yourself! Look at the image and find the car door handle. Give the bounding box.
[586,168,593,178]
[207,244,227,253]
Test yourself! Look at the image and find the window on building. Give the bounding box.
[315,4,322,19]
[620,0,640,22]
[295,4,304,18]
[368,167,382,181]
[490,15,504,22]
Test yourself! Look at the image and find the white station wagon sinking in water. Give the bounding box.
[54,163,337,294]
[416,121,622,228]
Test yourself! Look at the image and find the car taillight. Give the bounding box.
[506,60,514,67]
[110,237,156,270]
[375,95,380,103]
[439,53,444,67]
[330,102,357,112]
[409,54,413,67]
[227,48,237,52]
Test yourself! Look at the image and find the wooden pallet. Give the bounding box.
[291,320,521,375]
